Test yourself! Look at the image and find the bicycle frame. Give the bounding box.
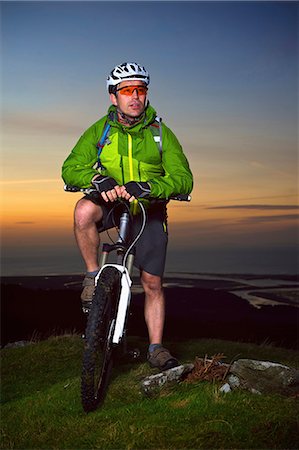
[64,184,191,411]
[94,201,146,346]
[64,187,191,337]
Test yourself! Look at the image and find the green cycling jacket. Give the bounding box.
[62,104,193,199]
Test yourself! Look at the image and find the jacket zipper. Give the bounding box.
[127,133,138,214]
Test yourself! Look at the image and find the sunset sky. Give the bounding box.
[1,1,298,276]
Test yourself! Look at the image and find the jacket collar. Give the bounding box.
[107,104,157,130]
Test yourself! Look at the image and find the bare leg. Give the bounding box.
[141,271,165,345]
[74,198,103,272]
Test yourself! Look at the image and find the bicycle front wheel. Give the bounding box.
[81,266,121,412]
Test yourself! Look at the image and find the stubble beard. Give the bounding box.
[117,100,146,125]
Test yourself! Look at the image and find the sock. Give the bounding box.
[148,343,162,354]
[87,269,99,277]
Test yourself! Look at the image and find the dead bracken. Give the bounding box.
[184,354,229,383]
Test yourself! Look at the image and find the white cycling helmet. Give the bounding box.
[107,62,150,93]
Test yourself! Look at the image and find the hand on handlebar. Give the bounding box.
[92,176,151,203]
[122,181,151,202]
[107,182,150,203]
[106,182,150,203]
[92,175,121,203]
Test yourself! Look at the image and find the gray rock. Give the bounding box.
[220,383,232,393]
[227,374,241,389]
[141,364,194,396]
[229,359,299,396]
[141,358,299,398]
[220,375,240,394]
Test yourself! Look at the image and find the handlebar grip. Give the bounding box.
[64,185,81,192]
[170,194,191,202]
[64,185,95,194]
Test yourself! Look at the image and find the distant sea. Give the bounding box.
[1,245,298,276]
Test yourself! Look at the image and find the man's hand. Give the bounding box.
[92,175,120,202]
[123,181,151,202]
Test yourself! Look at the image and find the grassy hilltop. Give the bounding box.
[1,334,298,449]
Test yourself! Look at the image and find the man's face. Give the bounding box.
[110,80,147,118]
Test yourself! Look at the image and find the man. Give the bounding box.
[62,62,193,371]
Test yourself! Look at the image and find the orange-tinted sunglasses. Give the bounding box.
[116,85,148,96]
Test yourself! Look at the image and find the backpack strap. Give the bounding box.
[150,116,163,157]
[96,121,111,169]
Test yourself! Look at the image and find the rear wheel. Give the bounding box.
[81,266,121,412]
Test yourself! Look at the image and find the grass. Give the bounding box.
[1,334,299,449]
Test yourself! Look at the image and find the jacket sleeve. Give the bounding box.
[61,120,105,188]
[149,123,193,198]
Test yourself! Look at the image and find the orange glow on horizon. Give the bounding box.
[1,179,297,251]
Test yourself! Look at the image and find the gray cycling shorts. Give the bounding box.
[83,194,168,278]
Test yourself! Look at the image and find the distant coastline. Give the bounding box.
[164,272,299,309]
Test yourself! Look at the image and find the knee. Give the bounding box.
[141,272,163,296]
[74,198,102,229]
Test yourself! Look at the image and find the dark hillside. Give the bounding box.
[1,282,298,349]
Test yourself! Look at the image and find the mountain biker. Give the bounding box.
[62,62,193,371]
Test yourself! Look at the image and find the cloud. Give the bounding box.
[15,221,35,225]
[240,214,299,224]
[3,113,83,136]
[207,205,299,210]
[250,161,265,169]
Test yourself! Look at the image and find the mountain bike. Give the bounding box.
[64,185,190,412]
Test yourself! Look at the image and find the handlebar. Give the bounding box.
[64,184,191,202]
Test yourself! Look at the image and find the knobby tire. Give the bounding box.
[81,266,121,412]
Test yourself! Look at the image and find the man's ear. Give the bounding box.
[110,93,117,106]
